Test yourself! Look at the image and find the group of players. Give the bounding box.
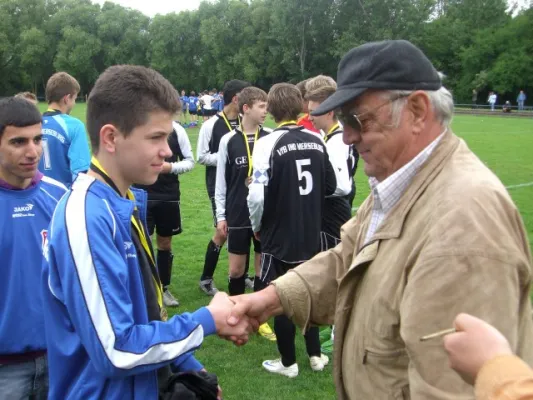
[192,77,359,376]
[179,89,225,125]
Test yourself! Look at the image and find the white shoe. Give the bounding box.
[309,354,329,371]
[262,359,298,378]
[163,289,179,307]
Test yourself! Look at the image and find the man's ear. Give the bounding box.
[406,91,431,134]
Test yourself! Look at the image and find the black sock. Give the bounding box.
[157,250,173,288]
[201,240,221,281]
[228,275,246,296]
[253,276,265,292]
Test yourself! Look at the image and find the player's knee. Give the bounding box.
[213,232,226,246]
[229,264,246,279]
[156,235,172,250]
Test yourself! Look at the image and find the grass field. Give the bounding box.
[43,103,533,399]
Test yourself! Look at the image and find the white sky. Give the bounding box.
[95,0,529,18]
[93,0,204,17]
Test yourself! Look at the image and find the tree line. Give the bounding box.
[1,0,531,104]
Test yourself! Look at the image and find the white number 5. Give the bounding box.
[296,159,313,195]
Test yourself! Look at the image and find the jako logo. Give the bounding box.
[124,241,134,250]
[14,203,34,213]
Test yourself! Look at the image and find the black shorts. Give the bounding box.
[189,110,197,115]
[146,200,182,237]
[260,254,301,284]
[227,227,261,255]
[320,231,341,252]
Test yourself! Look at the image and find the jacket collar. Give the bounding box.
[73,174,148,226]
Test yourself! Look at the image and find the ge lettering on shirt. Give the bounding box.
[248,126,337,263]
[197,114,240,197]
[215,127,271,228]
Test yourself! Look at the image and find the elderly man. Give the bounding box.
[227,40,533,399]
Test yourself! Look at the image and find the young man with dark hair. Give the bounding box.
[197,79,251,296]
[307,75,358,248]
[0,97,67,399]
[41,66,253,399]
[39,72,90,187]
[215,87,276,341]
[296,79,320,134]
[135,113,195,307]
[247,83,346,377]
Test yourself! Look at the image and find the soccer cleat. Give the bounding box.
[258,323,277,341]
[163,289,179,307]
[262,359,298,378]
[309,354,330,372]
[199,279,218,296]
[245,276,254,290]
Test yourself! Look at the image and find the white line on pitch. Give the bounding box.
[506,182,533,190]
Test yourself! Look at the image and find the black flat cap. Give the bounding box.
[311,40,442,115]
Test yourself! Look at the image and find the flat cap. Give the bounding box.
[311,40,442,115]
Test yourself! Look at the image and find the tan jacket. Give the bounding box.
[476,355,533,399]
[273,131,533,399]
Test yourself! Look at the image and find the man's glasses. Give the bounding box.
[335,93,410,132]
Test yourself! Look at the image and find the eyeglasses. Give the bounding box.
[335,93,410,132]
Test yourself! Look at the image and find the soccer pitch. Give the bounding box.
[59,104,533,399]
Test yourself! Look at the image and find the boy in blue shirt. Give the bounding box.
[41,65,253,400]
[188,91,199,125]
[39,72,91,187]
[0,97,67,400]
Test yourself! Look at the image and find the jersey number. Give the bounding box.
[296,159,313,195]
[42,138,52,170]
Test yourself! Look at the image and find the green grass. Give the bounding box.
[49,103,533,399]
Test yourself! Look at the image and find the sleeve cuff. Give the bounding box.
[192,307,216,337]
[176,355,204,372]
[475,354,532,399]
[271,272,311,332]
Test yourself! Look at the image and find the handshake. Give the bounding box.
[205,286,284,345]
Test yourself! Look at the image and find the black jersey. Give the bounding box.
[215,127,271,228]
[248,126,337,263]
[196,113,240,197]
[135,122,194,201]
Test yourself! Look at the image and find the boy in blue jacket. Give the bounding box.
[41,65,253,400]
[0,97,67,399]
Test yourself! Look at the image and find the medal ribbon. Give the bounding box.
[241,126,259,177]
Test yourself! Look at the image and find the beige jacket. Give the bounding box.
[273,131,533,399]
[476,355,533,399]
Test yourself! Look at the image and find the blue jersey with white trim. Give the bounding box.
[39,112,91,187]
[41,174,215,399]
[0,176,67,355]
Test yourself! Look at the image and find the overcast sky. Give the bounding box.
[94,0,529,18]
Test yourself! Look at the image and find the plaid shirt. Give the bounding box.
[364,130,446,244]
